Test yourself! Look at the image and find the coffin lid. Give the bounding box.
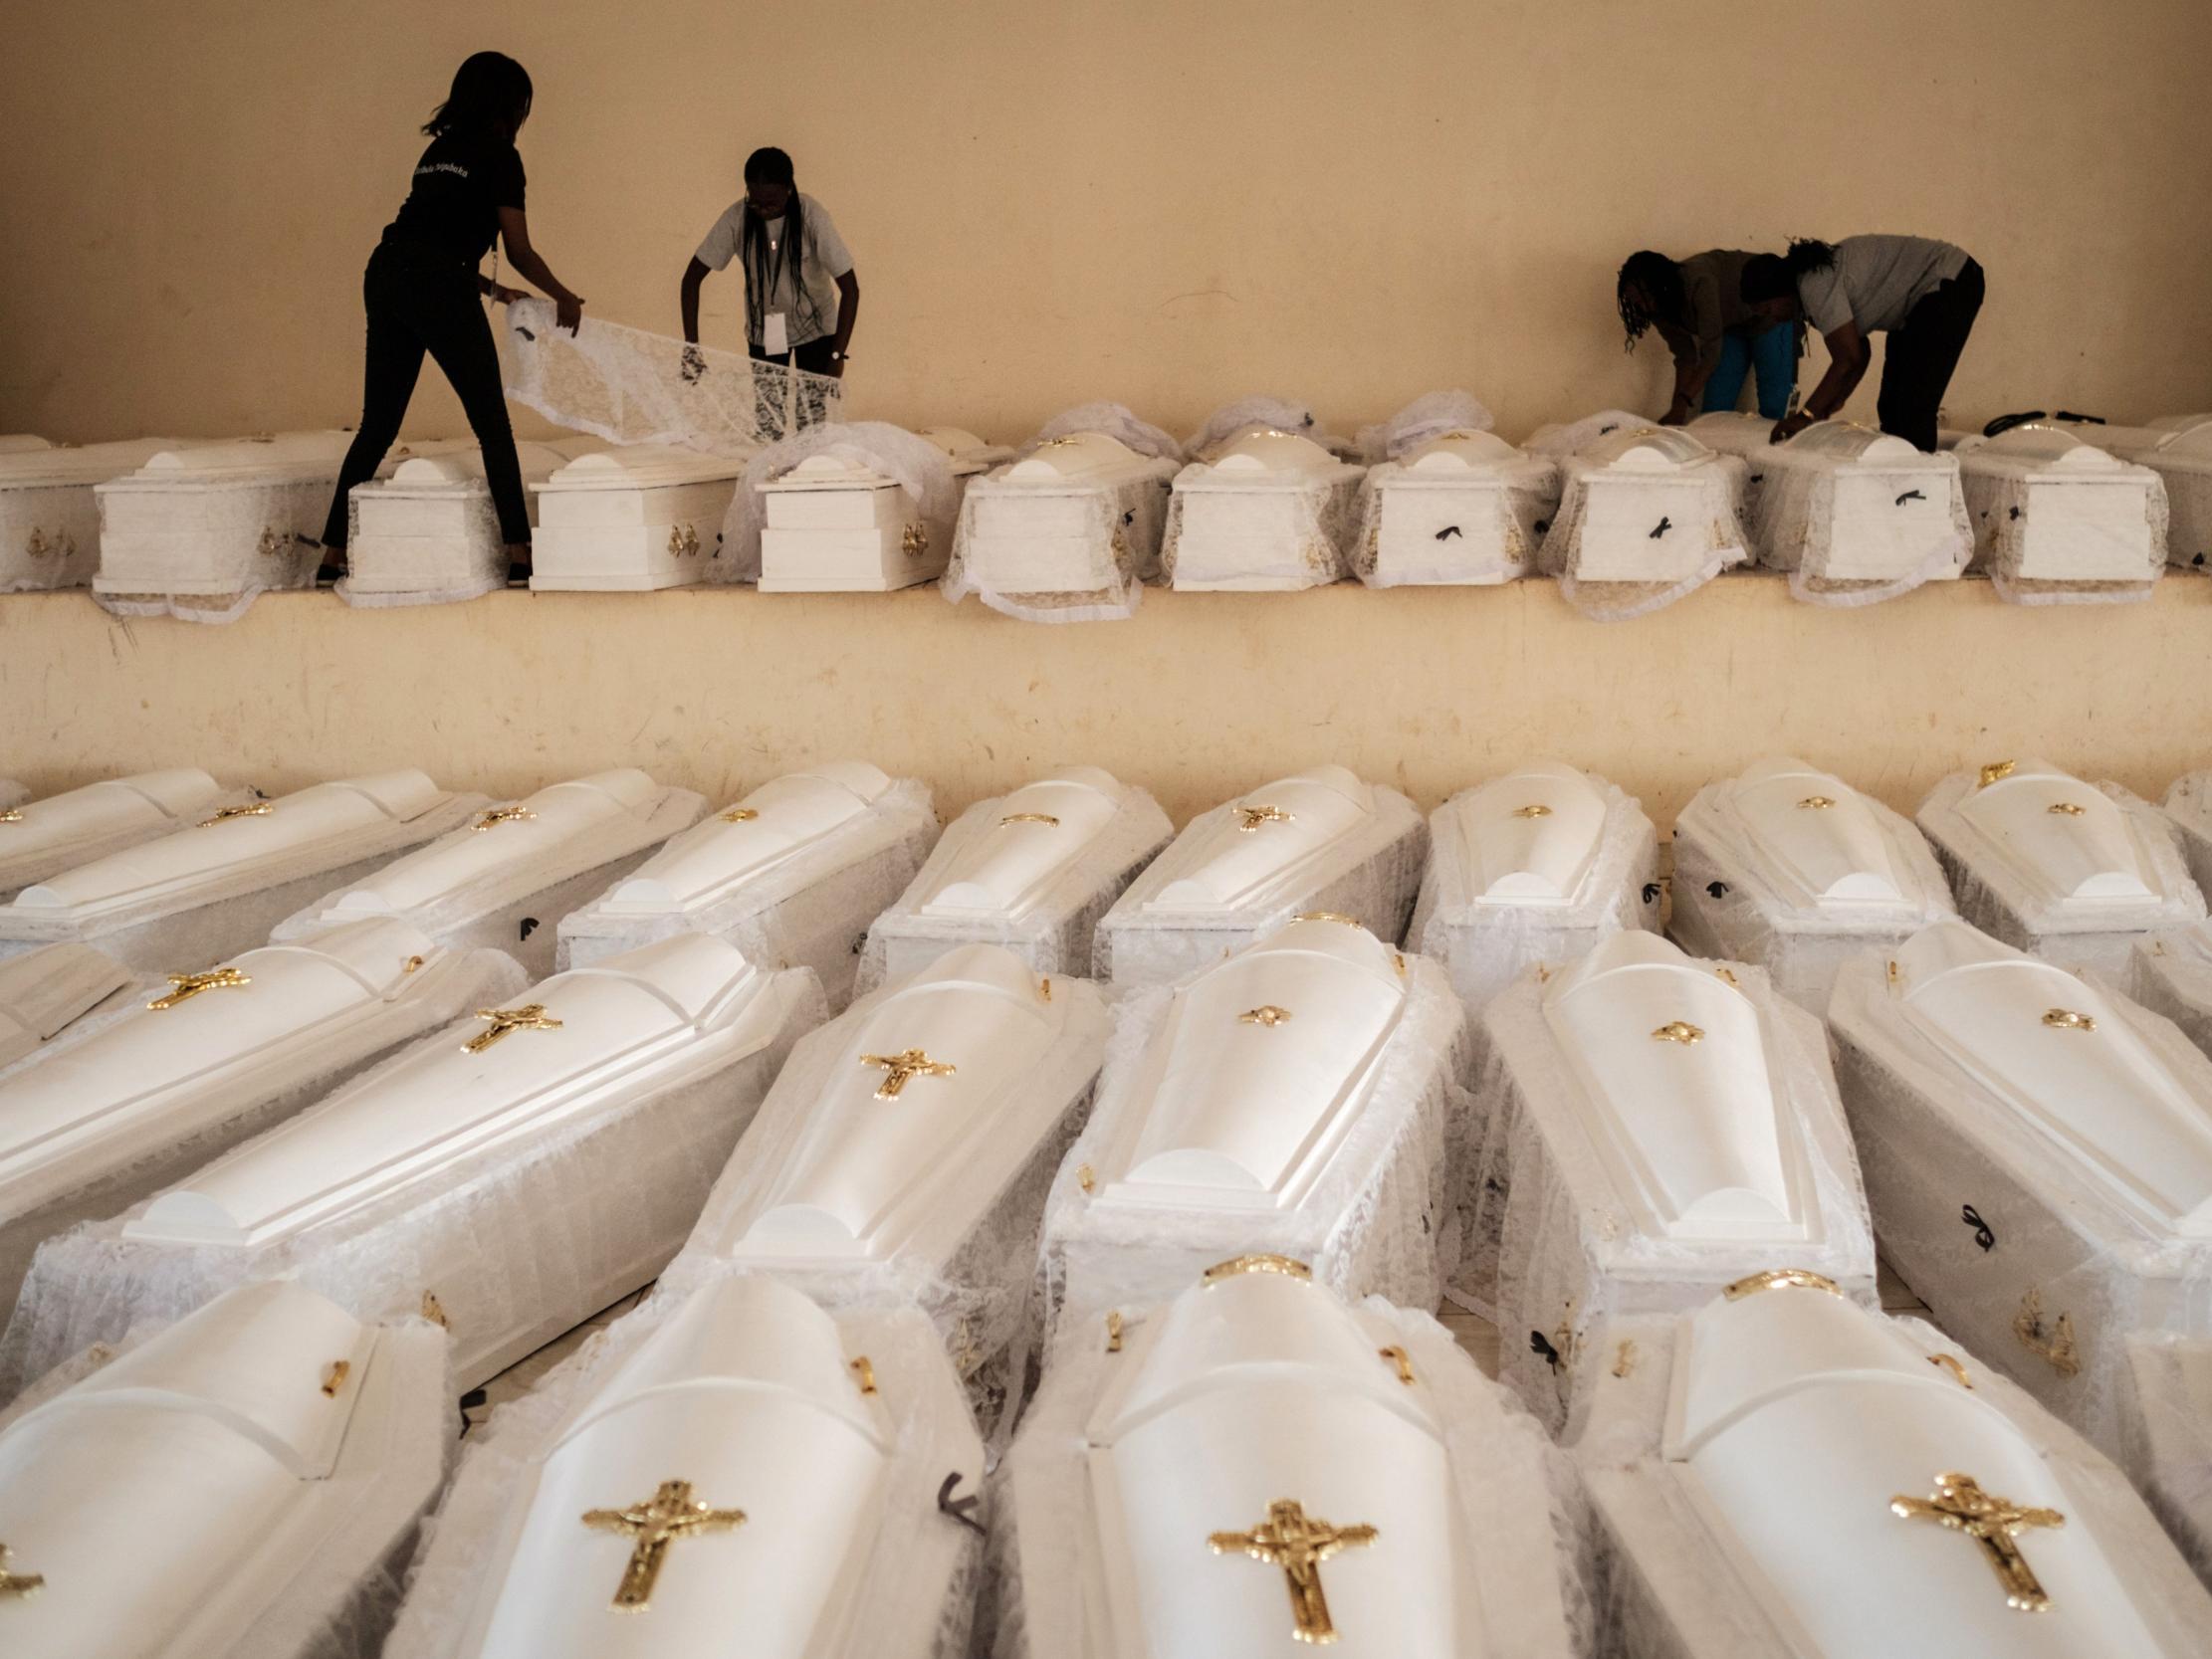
[1526,410,1647,455]
[1148,766,1377,914]
[386,443,567,488]
[10,1281,377,1480]
[1724,755,1909,906]
[1683,412,1772,454]
[2151,417,2212,459]
[0,437,198,490]
[917,765,1128,918]
[539,443,743,490]
[604,761,892,911]
[1204,429,1340,477]
[0,943,130,1045]
[0,435,52,452]
[1005,430,1143,482]
[763,451,897,491]
[1579,425,1714,471]
[1979,424,2130,471]
[1405,429,1521,472]
[1451,759,1608,906]
[128,430,356,476]
[1,771,227,862]
[916,425,992,458]
[1784,422,1924,466]
[1952,758,2156,902]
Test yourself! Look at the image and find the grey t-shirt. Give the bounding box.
[1798,235,1969,336]
[693,192,854,348]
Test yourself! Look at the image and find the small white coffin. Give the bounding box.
[2131,922,2212,1064]
[995,1264,1582,1659]
[531,444,748,590]
[2165,770,2212,903]
[1472,931,1874,1428]
[1092,766,1427,988]
[0,771,486,971]
[1915,758,2206,976]
[1042,918,1467,1330]
[384,1274,986,1659]
[3,933,823,1393]
[1830,921,2212,1456]
[861,767,1172,987]
[1351,429,1561,587]
[2125,417,2212,569]
[1162,428,1365,591]
[1536,424,1750,615]
[0,1280,446,1659]
[1955,424,2168,599]
[754,425,979,592]
[0,769,234,902]
[943,429,1181,622]
[1668,756,1960,1011]
[339,439,581,606]
[272,769,707,978]
[1407,760,1660,1013]
[0,438,211,592]
[556,762,937,1011]
[1572,1278,2212,1657]
[0,944,132,1075]
[661,943,1108,1419]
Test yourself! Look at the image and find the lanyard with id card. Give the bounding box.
[762,311,789,356]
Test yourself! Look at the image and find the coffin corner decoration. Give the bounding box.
[995,1262,1582,1658]
[1667,754,1960,1012]
[383,1272,986,1659]
[1043,913,1469,1327]
[1534,420,1750,618]
[5,930,823,1393]
[1160,425,1366,591]
[1952,421,2170,601]
[1407,759,1661,1012]
[338,438,582,607]
[1472,927,1875,1426]
[861,765,1173,987]
[1351,427,1562,587]
[1568,1283,2212,1656]
[1827,916,2212,1463]
[942,416,1182,622]
[554,761,939,1011]
[0,1277,447,1658]
[0,767,236,904]
[530,442,750,591]
[1914,757,2206,975]
[1093,766,1426,988]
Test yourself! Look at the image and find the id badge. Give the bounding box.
[762,311,789,356]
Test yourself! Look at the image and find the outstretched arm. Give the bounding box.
[826,270,860,377]
[1774,320,1869,440]
[497,206,584,333]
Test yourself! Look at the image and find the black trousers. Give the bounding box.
[321,241,530,549]
[749,335,840,375]
[1878,258,1985,452]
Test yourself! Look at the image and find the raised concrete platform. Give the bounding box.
[3,569,2206,826]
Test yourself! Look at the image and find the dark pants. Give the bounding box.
[750,335,840,375]
[1878,258,1985,452]
[321,240,529,549]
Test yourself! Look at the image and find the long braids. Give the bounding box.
[1616,251,1684,350]
[738,146,824,345]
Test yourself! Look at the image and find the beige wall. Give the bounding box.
[3,575,2206,827]
[5,1,2211,448]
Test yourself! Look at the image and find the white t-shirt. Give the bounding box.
[1797,234,1968,337]
[693,192,854,348]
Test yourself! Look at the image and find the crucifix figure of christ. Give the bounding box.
[859,1047,956,1100]
[1890,1470,2066,1612]
[0,1542,43,1598]
[1209,1497,1379,1644]
[580,1479,748,1611]
[463,1003,564,1055]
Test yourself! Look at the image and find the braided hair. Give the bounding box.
[739,146,824,346]
[1617,251,1684,350]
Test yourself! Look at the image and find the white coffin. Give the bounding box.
[1163,429,1365,591]
[2124,1332,2212,1587]
[2131,922,2212,1065]
[1720,419,1972,595]
[1353,429,1561,587]
[4,933,823,1393]
[0,769,233,902]
[1668,755,1960,1011]
[0,1280,446,1659]
[272,769,707,978]
[1472,930,1874,1428]
[531,444,748,591]
[555,762,938,1011]
[1955,424,2168,595]
[0,943,132,1074]
[2126,418,2212,570]
[1522,408,1649,458]
[995,1265,1580,1659]
[862,767,1172,986]
[1407,760,1661,1012]
[0,438,210,592]
[1915,758,2206,976]
[1537,424,1750,594]
[2165,770,2212,903]
[1093,766,1427,988]
[662,943,1108,1413]
[388,1274,985,1659]
[1573,1280,2212,1657]
[915,424,1015,475]
[340,440,577,604]
[0,918,523,1335]
[1044,918,1468,1328]
[0,770,486,970]
[759,451,945,591]
[945,430,1180,620]
[1830,921,2212,1460]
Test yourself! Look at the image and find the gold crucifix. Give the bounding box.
[1209,1497,1378,1644]
[472,805,537,832]
[0,808,21,824]
[580,1479,747,1611]
[463,1003,563,1054]
[147,965,251,1010]
[1234,804,1294,833]
[198,802,274,828]
[1891,1471,2065,1612]
[860,1048,956,1100]
[0,1542,42,1599]
[1651,1020,1705,1045]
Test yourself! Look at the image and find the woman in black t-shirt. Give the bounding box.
[318,52,584,581]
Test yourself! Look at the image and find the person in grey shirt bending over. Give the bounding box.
[1740,235,1984,451]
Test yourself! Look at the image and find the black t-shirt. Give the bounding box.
[383,129,526,265]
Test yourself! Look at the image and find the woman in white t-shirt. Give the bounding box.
[679,145,858,379]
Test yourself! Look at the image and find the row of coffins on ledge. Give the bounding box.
[5,752,2212,1649]
[8,391,2203,624]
